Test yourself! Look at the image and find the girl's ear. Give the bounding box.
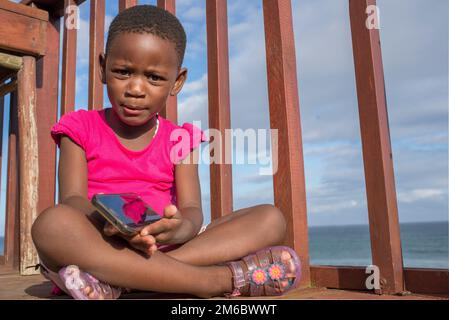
[170,68,188,96]
[99,53,107,84]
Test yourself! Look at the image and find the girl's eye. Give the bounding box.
[114,70,129,76]
[148,74,163,82]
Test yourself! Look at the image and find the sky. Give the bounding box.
[1,0,448,237]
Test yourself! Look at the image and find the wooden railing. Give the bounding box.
[0,0,447,295]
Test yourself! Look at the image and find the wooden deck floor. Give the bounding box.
[1,273,448,300]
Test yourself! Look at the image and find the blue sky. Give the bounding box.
[1,0,448,237]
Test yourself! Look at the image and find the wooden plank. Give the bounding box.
[349,0,404,294]
[60,0,78,115]
[404,268,449,294]
[311,265,449,295]
[311,265,369,291]
[0,272,446,299]
[35,17,60,221]
[0,0,48,21]
[206,0,233,219]
[88,0,105,111]
[0,7,47,57]
[0,53,23,71]
[3,91,19,271]
[0,79,17,97]
[262,0,310,288]
[157,0,178,124]
[17,56,39,275]
[119,0,138,12]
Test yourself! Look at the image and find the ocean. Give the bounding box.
[0,221,447,269]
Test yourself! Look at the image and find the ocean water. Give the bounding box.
[309,221,449,269]
[0,221,447,269]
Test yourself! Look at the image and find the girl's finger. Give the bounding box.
[163,205,178,218]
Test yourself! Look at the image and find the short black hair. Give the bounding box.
[106,5,186,66]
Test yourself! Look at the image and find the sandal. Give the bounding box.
[226,246,301,297]
[59,265,122,300]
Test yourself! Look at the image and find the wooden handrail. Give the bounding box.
[60,0,78,115]
[206,0,234,219]
[349,0,404,294]
[262,0,310,288]
[88,0,105,111]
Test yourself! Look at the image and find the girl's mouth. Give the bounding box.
[122,105,144,116]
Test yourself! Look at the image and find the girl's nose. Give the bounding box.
[125,77,145,98]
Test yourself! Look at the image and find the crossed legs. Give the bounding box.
[31,203,287,298]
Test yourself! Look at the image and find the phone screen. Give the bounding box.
[94,193,161,228]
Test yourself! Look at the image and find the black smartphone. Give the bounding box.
[91,193,162,236]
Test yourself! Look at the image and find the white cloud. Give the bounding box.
[398,189,446,204]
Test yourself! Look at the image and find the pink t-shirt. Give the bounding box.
[51,108,207,217]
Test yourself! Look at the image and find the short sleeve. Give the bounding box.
[170,122,208,164]
[50,110,88,149]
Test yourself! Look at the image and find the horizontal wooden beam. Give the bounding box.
[1,0,48,21]
[0,5,47,56]
[311,265,449,295]
[0,53,23,71]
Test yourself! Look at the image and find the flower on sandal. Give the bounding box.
[267,263,285,281]
[250,268,268,285]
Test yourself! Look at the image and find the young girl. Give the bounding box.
[31,4,301,299]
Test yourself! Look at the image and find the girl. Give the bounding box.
[31,4,301,299]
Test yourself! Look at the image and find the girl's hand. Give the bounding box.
[103,222,158,256]
[139,205,183,244]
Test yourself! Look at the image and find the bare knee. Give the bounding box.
[257,204,287,241]
[31,204,78,252]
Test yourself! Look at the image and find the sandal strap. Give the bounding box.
[226,261,246,297]
[243,255,265,296]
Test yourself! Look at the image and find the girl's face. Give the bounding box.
[100,32,186,128]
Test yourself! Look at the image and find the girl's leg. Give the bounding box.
[31,204,232,298]
[167,204,287,266]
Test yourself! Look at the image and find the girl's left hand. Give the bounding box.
[139,204,183,244]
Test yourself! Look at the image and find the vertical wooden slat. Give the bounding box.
[349,0,404,294]
[35,16,60,225]
[206,0,233,219]
[88,0,105,111]
[3,91,19,270]
[61,0,77,114]
[262,0,310,288]
[157,0,178,124]
[119,0,138,12]
[17,57,39,275]
[61,0,77,115]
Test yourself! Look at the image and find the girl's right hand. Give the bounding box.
[103,222,158,256]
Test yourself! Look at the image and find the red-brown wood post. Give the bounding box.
[157,0,178,124]
[35,16,60,221]
[61,0,78,115]
[119,0,138,12]
[17,56,40,275]
[262,0,310,288]
[4,91,20,271]
[88,0,105,111]
[206,0,233,220]
[349,0,404,294]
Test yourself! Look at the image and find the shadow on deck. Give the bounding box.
[1,273,447,300]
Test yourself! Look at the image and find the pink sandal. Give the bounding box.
[226,246,301,297]
[58,265,122,300]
